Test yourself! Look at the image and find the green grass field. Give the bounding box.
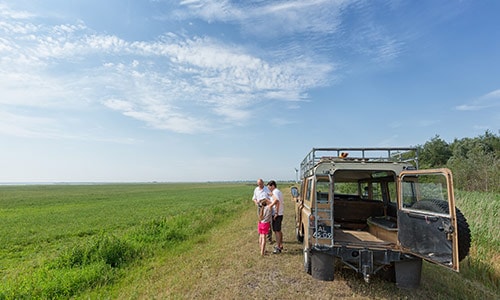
[0,183,498,299]
[0,183,252,299]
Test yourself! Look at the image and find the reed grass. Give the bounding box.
[454,190,500,291]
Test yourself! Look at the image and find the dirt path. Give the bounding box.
[131,191,415,299]
[171,199,364,299]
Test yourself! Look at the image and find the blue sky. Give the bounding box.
[0,0,499,183]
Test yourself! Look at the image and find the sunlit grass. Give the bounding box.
[454,190,500,291]
[0,184,497,299]
[0,183,252,299]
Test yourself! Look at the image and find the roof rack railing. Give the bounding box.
[299,147,418,179]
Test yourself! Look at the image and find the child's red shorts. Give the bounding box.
[258,221,270,234]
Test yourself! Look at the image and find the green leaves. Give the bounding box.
[418,131,500,192]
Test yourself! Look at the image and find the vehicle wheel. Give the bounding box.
[412,199,471,261]
[296,225,304,243]
[304,246,311,274]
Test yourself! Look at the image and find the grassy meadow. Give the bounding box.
[0,183,498,299]
[0,183,251,299]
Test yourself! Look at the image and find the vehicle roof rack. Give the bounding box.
[300,147,418,179]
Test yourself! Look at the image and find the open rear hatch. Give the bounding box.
[397,169,460,271]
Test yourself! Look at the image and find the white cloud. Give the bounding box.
[176,0,405,67]
[456,89,500,111]
[0,110,135,143]
[0,5,334,136]
[213,106,251,124]
[270,117,295,127]
[0,72,87,108]
[0,3,35,20]
[3,1,414,138]
[0,111,58,138]
[179,0,348,35]
[179,0,239,22]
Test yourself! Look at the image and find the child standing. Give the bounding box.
[258,199,272,256]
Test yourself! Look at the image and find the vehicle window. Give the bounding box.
[416,174,448,201]
[401,173,449,209]
[361,183,369,198]
[361,182,385,201]
[334,182,358,195]
[388,181,397,203]
[316,180,330,203]
[402,181,417,207]
[306,178,313,202]
[371,182,382,200]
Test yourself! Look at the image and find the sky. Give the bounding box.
[0,0,499,183]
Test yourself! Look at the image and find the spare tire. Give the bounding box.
[411,199,471,261]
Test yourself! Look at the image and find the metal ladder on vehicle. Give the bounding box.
[313,173,334,248]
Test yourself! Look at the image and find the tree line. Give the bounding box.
[415,130,500,193]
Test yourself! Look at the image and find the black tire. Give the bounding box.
[304,246,311,274]
[412,199,471,261]
[296,224,304,243]
[294,213,304,243]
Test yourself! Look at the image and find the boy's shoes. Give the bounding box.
[272,246,282,254]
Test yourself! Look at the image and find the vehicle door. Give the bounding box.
[397,168,460,271]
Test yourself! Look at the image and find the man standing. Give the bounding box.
[252,179,272,242]
[268,180,284,254]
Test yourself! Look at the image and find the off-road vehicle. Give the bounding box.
[292,148,471,288]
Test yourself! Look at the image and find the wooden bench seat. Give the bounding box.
[367,216,398,244]
[334,199,384,223]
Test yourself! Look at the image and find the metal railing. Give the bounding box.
[300,147,418,179]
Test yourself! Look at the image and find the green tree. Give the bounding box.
[419,135,452,168]
[448,131,500,192]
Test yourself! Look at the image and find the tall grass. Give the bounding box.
[417,190,499,299]
[454,190,500,291]
[0,183,252,299]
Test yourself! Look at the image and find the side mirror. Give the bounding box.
[291,186,299,198]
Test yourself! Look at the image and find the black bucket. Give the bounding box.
[395,258,422,288]
[311,250,335,281]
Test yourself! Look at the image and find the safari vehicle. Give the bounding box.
[292,148,471,288]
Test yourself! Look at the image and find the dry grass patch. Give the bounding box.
[115,188,498,299]
[120,196,403,299]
